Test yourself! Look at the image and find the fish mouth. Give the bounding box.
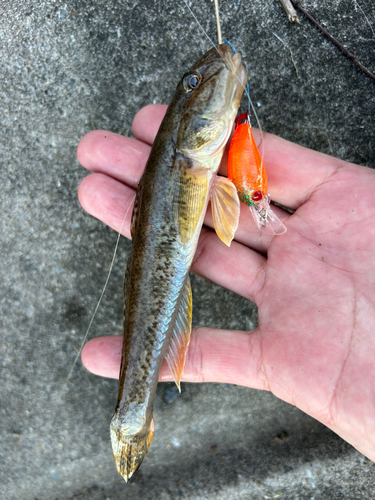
[231,52,247,105]
[225,50,242,74]
[218,44,248,111]
[219,44,246,77]
[228,51,247,100]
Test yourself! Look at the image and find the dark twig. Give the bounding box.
[291,1,375,82]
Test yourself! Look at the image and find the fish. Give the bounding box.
[227,111,287,235]
[109,43,247,482]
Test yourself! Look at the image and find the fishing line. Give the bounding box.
[354,0,375,40]
[182,0,219,50]
[65,193,136,383]
[224,40,252,119]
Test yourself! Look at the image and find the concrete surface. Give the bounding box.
[1,0,375,499]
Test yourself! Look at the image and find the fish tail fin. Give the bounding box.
[110,417,154,482]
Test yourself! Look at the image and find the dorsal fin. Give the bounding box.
[165,276,193,391]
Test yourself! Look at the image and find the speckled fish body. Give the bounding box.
[110,43,247,482]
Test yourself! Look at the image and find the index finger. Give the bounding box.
[76,104,168,187]
[77,130,150,188]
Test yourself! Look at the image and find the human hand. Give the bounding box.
[77,104,375,462]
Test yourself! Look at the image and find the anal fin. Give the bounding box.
[165,276,193,391]
[211,176,240,246]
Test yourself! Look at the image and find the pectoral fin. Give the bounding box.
[165,276,192,391]
[210,176,240,246]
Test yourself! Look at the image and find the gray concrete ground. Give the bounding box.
[1,0,375,498]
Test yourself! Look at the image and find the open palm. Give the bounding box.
[77,104,375,462]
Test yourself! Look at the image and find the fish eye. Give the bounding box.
[183,73,201,92]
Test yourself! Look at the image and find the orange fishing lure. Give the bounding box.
[227,112,286,235]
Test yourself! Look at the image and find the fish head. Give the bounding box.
[175,43,248,164]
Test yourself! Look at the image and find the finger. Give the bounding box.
[81,328,267,391]
[78,173,266,300]
[132,104,168,145]
[77,130,150,187]
[78,173,135,239]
